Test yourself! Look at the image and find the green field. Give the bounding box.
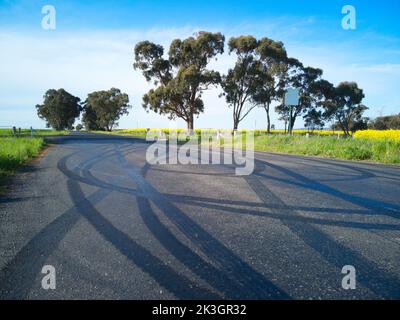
[0,137,45,181]
[0,128,69,137]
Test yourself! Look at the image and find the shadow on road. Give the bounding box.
[246,159,400,298]
[2,139,399,299]
[114,145,290,299]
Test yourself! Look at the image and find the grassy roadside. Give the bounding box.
[0,129,69,137]
[0,129,67,191]
[221,135,400,164]
[0,137,46,188]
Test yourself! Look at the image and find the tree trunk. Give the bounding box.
[289,112,296,135]
[187,114,194,133]
[233,117,239,131]
[338,118,350,137]
[289,118,296,134]
[265,104,271,134]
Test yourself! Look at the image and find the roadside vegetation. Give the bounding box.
[250,135,400,164]
[0,128,68,137]
[0,129,67,187]
[97,127,400,164]
[209,129,400,164]
[0,137,45,180]
[101,128,348,137]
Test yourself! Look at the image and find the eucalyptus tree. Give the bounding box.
[82,88,131,131]
[275,59,326,133]
[36,88,81,130]
[324,82,367,136]
[134,32,225,131]
[252,37,288,133]
[220,36,265,130]
[305,79,335,130]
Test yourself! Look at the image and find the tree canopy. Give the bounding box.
[275,58,331,134]
[82,88,131,131]
[36,88,81,131]
[133,31,370,133]
[324,82,368,135]
[221,36,288,130]
[252,37,288,133]
[221,36,263,130]
[134,31,225,130]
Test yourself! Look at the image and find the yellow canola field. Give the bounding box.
[354,130,400,141]
[117,128,346,135]
[115,128,400,141]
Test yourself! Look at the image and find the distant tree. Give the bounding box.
[134,31,224,131]
[220,36,263,130]
[278,114,289,133]
[369,114,400,130]
[36,89,81,131]
[332,117,369,133]
[82,88,131,131]
[351,117,369,132]
[324,82,368,136]
[75,124,83,131]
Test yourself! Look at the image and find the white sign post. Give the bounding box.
[284,88,300,135]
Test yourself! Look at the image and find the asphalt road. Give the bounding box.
[0,133,399,299]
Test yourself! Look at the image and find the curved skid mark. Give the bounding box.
[66,178,219,299]
[255,159,400,219]
[115,144,290,299]
[245,174,400,298]
[0,145,114,298]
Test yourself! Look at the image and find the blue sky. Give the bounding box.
[1,0,399,129]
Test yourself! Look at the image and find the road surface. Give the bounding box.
[1,133,399,299]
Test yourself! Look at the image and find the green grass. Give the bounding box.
[252,135,400,163]
[0,137,45,180]
[0,128,69,137]
[207,134,400,164]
